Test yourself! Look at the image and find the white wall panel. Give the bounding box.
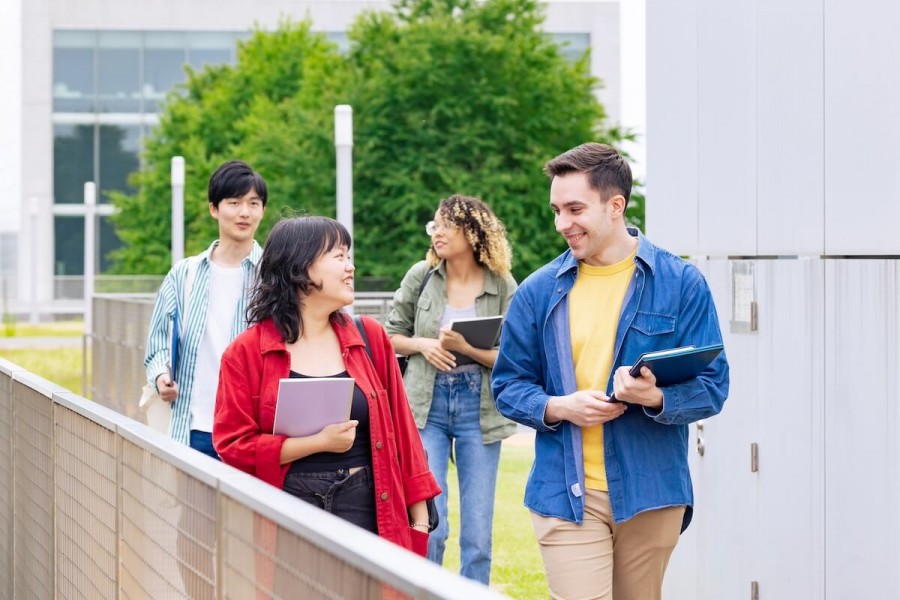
[824,1,900,254]
[824,260,900,598]
[755,259,825,600]
[697,1,757,255]
[645,0,699,255]
[692,259,758,599]
[756,0,824,255]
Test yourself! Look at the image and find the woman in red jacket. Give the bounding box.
[213,216,440,555]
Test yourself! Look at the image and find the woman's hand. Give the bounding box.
[417,337,457,372]
[438,327,470,354]
[315,420,359,453]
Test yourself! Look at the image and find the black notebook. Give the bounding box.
[628,343,724,386]
[449,316,504,366]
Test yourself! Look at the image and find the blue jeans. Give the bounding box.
[189,430,220,461]
[419,370,501,585]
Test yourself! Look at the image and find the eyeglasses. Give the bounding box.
[425,220,458,236]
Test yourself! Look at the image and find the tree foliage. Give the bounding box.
[110,0,640,286]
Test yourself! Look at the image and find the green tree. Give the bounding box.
[110,0,640,285]
[348,0,635,283]
[109,20,347,273]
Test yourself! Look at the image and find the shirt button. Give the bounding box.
[380,492,389,501]
[375,441,383,450]
[370,390,377,398]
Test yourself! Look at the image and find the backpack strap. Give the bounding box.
[352,315,374,365]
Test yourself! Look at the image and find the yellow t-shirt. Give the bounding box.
[569,249,637,491]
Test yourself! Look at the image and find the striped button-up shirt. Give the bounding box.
[144,240,263,445]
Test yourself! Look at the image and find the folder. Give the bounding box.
[448,315,504,366]
[608,343,723,403]
[272,378,355,438]
[628,343,724,386]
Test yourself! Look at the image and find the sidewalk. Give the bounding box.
[0,336,83,349]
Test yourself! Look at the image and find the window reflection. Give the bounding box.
[98,31,141,112]
[99,125,141,201]
[53,31,96,112]
[54,216,84,276]
[144,32,188,112]
[54,124,95,204]
[187,31,237,73]
[551,33,591,66]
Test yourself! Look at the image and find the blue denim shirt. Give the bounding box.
[491,229,729,531]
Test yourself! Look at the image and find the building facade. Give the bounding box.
[1,0,624,318]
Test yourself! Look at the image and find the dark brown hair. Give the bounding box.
[544,143,632,208]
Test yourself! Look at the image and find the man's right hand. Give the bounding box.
[545,390,627,427]
[155,374,179,403]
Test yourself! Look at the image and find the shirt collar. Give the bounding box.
[198,239,263,268]
[555,227,655,278]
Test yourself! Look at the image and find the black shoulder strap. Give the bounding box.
[352,315,374,364]
[416,268,435,301]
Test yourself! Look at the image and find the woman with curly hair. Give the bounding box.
[384,194,518,583]
[213,216,440,556]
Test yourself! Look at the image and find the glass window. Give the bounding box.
[144,32,187,112]
[54,215,85,276]
[325,31,351,54]
[98,31,141,112]
[53,31,96,112]
[54,124,95,204]
[99,124,141,201]
[99,216,122,273]
[551,33,591,66]
[187,32,237,71]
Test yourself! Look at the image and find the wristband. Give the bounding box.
[410,522,429,529]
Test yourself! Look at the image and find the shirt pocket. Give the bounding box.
[414,295,433,337]
[629,311,677,346]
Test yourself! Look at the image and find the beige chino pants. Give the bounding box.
[531,489,684,600]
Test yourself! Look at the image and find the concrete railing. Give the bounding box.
[0,358,505,599]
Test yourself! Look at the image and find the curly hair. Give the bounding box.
[425,194,512,277]
[246,216,351,343]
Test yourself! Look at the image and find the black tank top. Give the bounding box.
[286,370,372,473]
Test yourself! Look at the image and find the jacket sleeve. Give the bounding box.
[213,344,288,487]
[492,283,558,432]
[645,268,730,425]
[144,268,178,390]
[365,317,440,505]
[383,261,430,338]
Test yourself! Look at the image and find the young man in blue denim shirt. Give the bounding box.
[492,143,729,600]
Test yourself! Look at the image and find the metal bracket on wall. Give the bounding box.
[731,260,758,333]
[751,580,759,600]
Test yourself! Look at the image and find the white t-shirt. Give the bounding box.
[189,261,244,432]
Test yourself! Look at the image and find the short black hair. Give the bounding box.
[544,143,632,208]
[246,216,352,343]
[208,160,268,208]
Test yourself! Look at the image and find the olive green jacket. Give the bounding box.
[384,260,518,444]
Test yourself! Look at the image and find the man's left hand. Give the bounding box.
[612,365,664,409]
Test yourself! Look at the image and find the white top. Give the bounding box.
[189,261,244,432]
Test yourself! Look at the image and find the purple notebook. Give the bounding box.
[272,377,355,438]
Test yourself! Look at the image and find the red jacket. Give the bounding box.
[213,315,440,555]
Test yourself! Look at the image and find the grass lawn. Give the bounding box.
[441,441,547,599]
[1,346,87,397]
[0,320,84,338]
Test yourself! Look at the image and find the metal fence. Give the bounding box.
[0,358,505,599]
[90,292,396,418]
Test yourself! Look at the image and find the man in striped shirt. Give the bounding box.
[144,160,267,458]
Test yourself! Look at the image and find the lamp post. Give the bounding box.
[171,156,185,266]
